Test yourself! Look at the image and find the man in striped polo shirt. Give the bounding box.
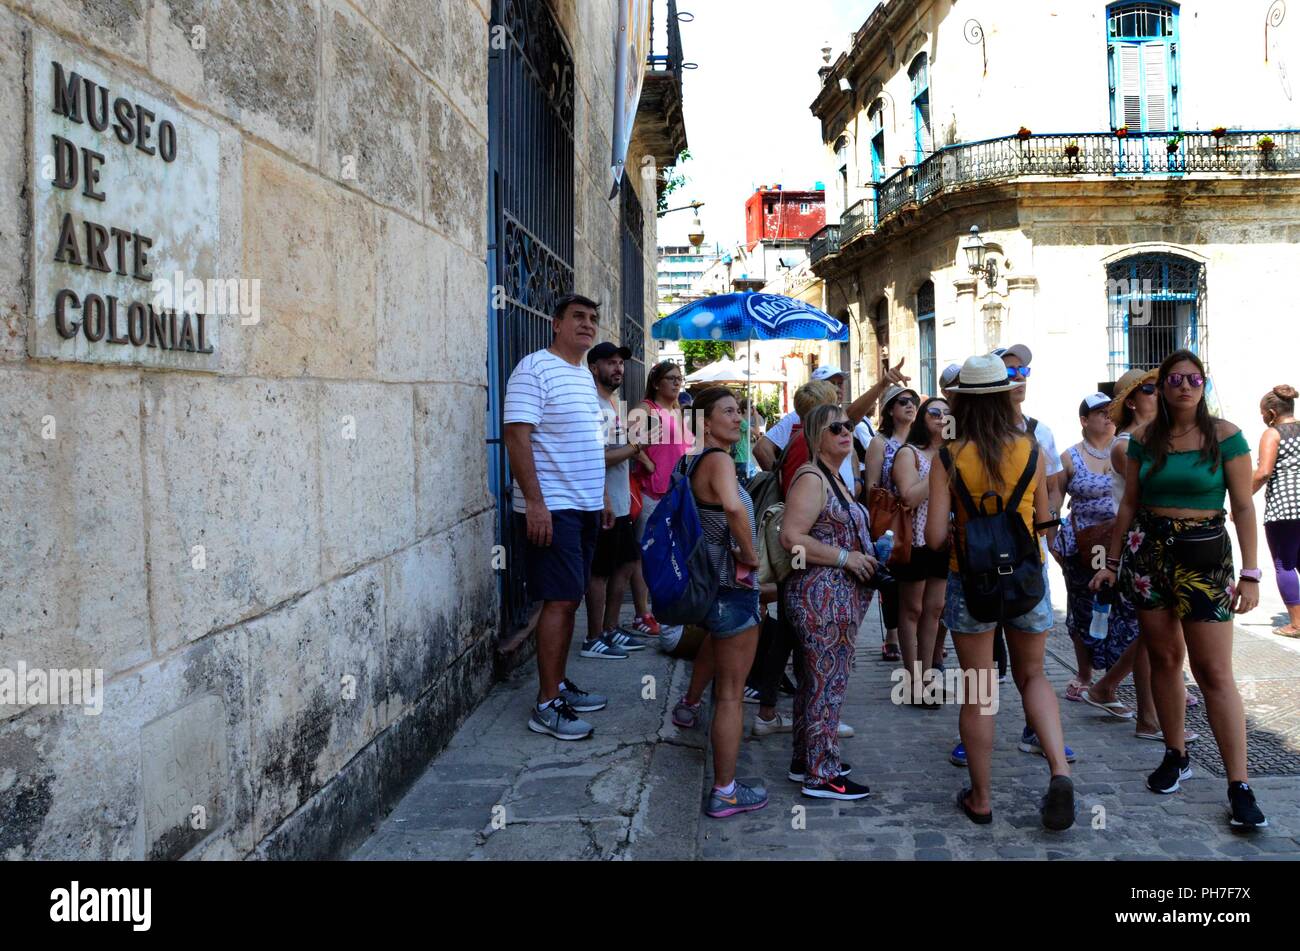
[504,294,614,740]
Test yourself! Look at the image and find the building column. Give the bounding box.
[953,278,977,363]
[1005,275,1040,345]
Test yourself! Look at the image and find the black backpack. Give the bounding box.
[941,443,1044,624]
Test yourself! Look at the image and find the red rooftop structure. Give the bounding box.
[743,186,826,250]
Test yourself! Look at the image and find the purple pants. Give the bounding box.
[1266,519,1300,606]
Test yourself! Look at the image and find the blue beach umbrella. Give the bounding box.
[652,292,849,342]
[654,293,848,466]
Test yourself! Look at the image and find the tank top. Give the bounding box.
[1056,444,1117,558]
[1265,421,1300,522]
[947,436,1041,572]
[680,450,757,590]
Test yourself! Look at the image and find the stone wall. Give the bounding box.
[0,0,660,859]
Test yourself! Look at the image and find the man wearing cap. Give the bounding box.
[582,342,653,660]
[504,294,615,741]
[940,363,962,399]
[753,360,909,493]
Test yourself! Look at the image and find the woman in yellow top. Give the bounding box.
[1090,349,1267,831]
[925,354,1073,830]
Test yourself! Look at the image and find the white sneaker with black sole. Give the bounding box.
[580,632,629,659]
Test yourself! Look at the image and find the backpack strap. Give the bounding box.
[1005,442,1040,513]
[942,445,982,520]
[681,446,726,479]
[1025,415,1039,437]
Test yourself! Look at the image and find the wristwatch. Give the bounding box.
[1239,568,1262,583]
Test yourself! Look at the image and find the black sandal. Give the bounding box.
[882,644,902,663]
[957,788,992,825]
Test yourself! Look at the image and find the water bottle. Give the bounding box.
[875,529,894,565]
[1087,584,1114,641]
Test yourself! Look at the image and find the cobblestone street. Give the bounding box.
[353,589,1300,861]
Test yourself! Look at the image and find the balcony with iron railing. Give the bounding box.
[639,0,693,166]
[810,129,1300,267]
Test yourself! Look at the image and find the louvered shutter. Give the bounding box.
[1119,45,1142,129]
[1143,43,1169,130]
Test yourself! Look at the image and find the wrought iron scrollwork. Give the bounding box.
[964,19,986,75]
[1267,0,1286,61]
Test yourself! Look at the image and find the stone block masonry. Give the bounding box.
[0,0,502,859]
[0,0,663,860]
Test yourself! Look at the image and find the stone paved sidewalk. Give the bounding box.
[352,594,1300,861]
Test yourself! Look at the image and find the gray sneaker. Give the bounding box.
[605,628,646,652]
[705,781,769,818]
[528,699,593,740]
[580,633,629,659]
[558,678,607,712]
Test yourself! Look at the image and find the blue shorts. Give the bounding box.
[701,588,761,638]
[516,509,600,603]
[942,566,1054,635]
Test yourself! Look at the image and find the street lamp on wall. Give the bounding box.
[961,225,998,288]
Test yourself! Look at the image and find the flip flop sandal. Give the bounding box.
[957,787,992,825]
[1274,625,1300,638]
[1064,679,1092,702]
[1081,689,1136,720]
[1135,729,1201,743]
[882,644,902,663]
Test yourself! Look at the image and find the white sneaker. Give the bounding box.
[752,712,793,737]
[657,624,684,653]
[838,721,855,738]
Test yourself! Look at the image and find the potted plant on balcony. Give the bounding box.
[1114,125,1129,138]
[1016,126,1032,140]
[1166,135,1182,154]
[1259,135,1276,153]
[1064,140,1080,159]
[1211,126,1227,140]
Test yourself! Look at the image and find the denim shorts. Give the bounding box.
[701,587,761,638]
[942,565,1054,635]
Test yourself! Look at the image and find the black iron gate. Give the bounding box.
[487,0,575,634]
[620,177,647,405]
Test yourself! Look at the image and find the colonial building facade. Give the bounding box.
[0,0,682,859]
[810,0,1299,436]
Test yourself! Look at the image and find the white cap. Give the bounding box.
[991,343,1033,366]
[811,366,845,382]
[1080,392,1112,413]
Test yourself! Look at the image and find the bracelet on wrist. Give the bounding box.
[836,548,849,569]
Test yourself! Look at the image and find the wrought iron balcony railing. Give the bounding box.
[822,129,1300,259]
[647,0,685,73]
[809,225,840,264]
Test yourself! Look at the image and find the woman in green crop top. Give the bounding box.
[1090,349,1267,830]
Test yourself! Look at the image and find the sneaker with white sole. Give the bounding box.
[579,633,629,659]
[1227,782,1268,831]
[558,678,607,712]
[742,685,762,704]
[1018,727,1076,763]
[630,614,661,637]
[527,699,593,740]
[802,776,871,800]
[704,781,768,818]
[752,712,792,737]
[605,628,646,652]
[1147,747,1192,794]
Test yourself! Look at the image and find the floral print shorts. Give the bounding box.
[1120,510,1235,622]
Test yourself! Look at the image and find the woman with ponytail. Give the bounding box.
[1252,383,1300,637]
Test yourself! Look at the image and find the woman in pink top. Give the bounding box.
[627,361,694,636]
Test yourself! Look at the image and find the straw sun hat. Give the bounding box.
[947,353,1026,394]
[1108,368,1159,424]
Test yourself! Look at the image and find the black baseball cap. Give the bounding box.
[587,341,633,363]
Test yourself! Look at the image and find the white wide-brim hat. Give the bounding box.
[949,353,1026,394]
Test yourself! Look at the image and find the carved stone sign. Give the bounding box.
[140,695,227,860]
[31,36,221,368]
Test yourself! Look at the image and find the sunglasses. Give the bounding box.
[827,421,852,435]
[1136,383,1156,395]
[1165,372,1205,389]
[892,396,918,408]
[1005,366,1032,380]
[925,406,948,418]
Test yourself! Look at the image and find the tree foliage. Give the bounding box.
[680,340,733,374]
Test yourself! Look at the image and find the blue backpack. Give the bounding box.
[640,448,723,625]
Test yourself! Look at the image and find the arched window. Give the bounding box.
[916,281,936,395]
[1105,252,1204,377]
[908,53,931,163]
[868,99,886,182]
[1107,2,1180,132]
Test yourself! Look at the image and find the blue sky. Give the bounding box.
[654,0,871,251]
